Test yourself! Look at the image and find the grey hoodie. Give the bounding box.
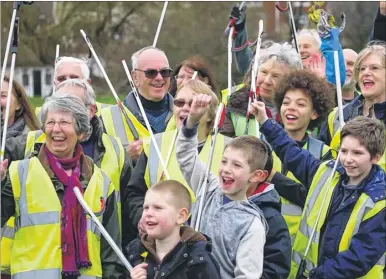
[176,124,268,279]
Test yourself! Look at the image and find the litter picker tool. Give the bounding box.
[193,103,226,231]
[73,187,133,272]
[80,29,139,141]
[153,1,168,47]
[249,19,264,138]
[122,60,170,179]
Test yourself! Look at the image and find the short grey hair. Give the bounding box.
[131,46,169,70]
[297,29,321,49]
[54,78,96,106]
[258,43,302,69]
[41,94,90,135]
[54,56,90,80]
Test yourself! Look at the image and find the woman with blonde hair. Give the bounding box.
[1,75,40,138]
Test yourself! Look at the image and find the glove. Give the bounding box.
[229,3,247,32]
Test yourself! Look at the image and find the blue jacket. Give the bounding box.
[319,94,386,145]
[261,119,386,279]
[249,182,291,279]
[125,226,221,279]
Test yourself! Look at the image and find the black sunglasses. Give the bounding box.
[135,68,173,79]
[173,99,193,107]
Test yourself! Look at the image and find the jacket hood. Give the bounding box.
[227,87,250,115]
[248,182,281,212]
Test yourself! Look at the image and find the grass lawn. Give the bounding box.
[28,94,127,109]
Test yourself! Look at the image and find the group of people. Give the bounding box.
[0,2,385,279]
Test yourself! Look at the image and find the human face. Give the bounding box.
[281,89,318,134]
[358,53,386,103]
[175,66,195,87]
[44,110,83,159]
[1,81,21,126]
[173,87,195,128]
[343,49,358,86]
[256,60,286,102]
[54,62,85,86]
[340,135,379,185]
[142,191,184,240]
[218,147,255,200]
[133,49,170,101]
[56,85,96,120]
[298,34,320,61]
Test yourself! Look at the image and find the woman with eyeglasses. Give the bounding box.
[124,80,226,241]
[0,94,125,279]
[168,55,219,100]
[319,42,386,171]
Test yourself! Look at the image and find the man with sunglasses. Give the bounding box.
[100,46,174,161]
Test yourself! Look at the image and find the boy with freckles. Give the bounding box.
[175,94,269,279]
[126,180,221,279]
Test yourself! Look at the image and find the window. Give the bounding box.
[22,73,29,86]
[45,71,52,85]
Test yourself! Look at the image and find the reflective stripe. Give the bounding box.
[148,134,163,186]
[292,250,315,272]
[115,190,121,204]
[107,135,121,166]
[281,203,303,216]
[1,225,15,239]
[307,137,324,160]
[87,218,99,237]
[13,268,61,279]
[15,212,59,230]
[79,276,102,279]
[110,106,130,147]
[376,254,385,265]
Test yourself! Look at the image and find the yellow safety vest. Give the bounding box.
[230,112,257,137]
[1,130,124,274]
[289,162,385,279]
[272,137,332,245]
[35,102,108,119]
[100,104,149,148]
[142,129,229,202]
[8,157,114,278]
[220,83,245,105]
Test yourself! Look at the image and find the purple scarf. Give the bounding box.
[45,144,92,276]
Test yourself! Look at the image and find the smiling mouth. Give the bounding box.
[151,84,164,88]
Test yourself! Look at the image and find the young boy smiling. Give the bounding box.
[175,93,268,279]
[126,180,221,279]
[250,97,386,279]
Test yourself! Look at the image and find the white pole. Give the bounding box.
[0,9,17,92]
[153,1,168,47]
[0,54,17,162]
[73,188,133,272]
[334,51,345,128]
[122,60,170,179]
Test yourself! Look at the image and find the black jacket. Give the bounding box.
[248,182,291,279]
[370,7,386,41]
[125,226,221,279]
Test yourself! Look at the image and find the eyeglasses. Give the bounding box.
[358,64,385,73]
[45,120,73,128]
[135,68,173,79]
[55,75,83,82]
[174,75,193,80]
[173,99,193,107]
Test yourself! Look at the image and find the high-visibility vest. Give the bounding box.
[230,112,257,137]
[100,104,149,148]
[289,162,385,279]
[35,102,109,119]
[1,130,124,274]
[142,129,229,202]
[7,157,113,278]
[220,83,245,105]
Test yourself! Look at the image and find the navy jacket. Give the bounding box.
[319,94,386,146]
[125,226,221,279]
[371,8,386,41]
[261,119,386,279]
[249,182,291,279]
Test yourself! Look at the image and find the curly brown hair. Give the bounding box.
[273,69,336,130]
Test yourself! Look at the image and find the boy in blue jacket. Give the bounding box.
[126,180,221,279]
[250,100,385,279]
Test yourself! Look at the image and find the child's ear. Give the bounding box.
[370,153,382,164]
[177,208,189,225]
[249,169,269,184]
[311,109,319,120]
